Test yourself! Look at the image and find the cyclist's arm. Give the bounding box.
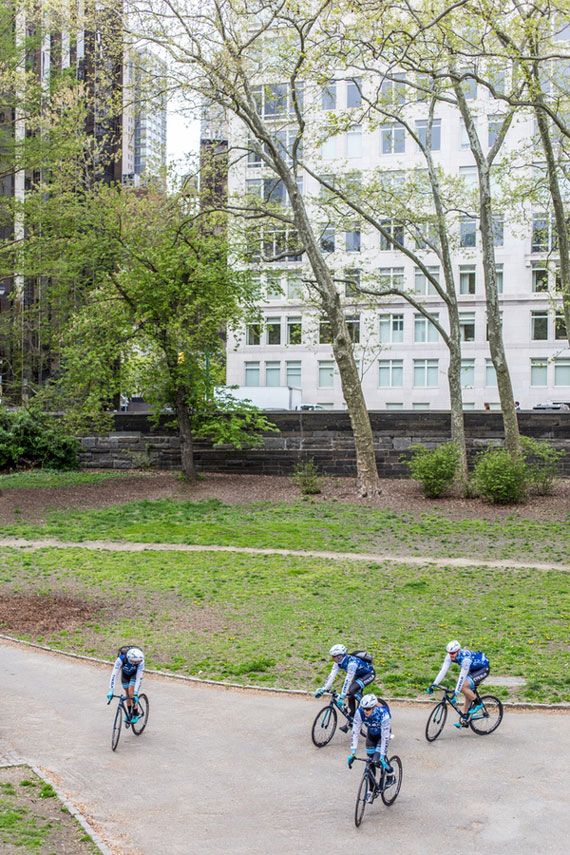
[322,663,339,691]
[379,714,391,756]
[455,657,472,693]
[109,656,122,693]
[434,654,451,686]
[350,709,362,753]
[341,660,357,696]
[134,660,144,695]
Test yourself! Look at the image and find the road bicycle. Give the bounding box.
[311,690,388,748]
[351,754,403,827]
[425,684,503,742]
[107,693,150,751]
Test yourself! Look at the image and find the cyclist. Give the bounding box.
[428,640,490,727]
[314,644,375,732]
[106,646,145,723]
[347,694,392,800]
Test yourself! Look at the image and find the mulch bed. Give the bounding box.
[0,470,568,524]
[0,593,100,636]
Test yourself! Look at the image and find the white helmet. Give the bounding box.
[329,644,347,657]
[126,647,144,664]
[446,640,461,654]
[360,693,377,709]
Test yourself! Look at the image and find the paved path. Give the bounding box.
[0,536,568,572]
[0,642,568,854]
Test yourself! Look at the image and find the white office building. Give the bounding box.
[225,73,570,411]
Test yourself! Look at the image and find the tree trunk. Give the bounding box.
[447,311,469,491]
[175,388,198,482]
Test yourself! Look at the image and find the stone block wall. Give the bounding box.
[78,412,570,477]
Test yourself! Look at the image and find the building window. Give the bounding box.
[246,177,262,197]
[380,220,404,250]
[265,272,283,300]
[378,267,404,290]
[414,266,439,295]
[415,118,441,150]
[345,228,361,252]
[265,361,281,386]
[459,312,476,341]
[532,215,556,252]
[531,310,548,341]
[459,165,477,187]
[488,115,504,147]
[460,68,477,100]
[493,217,504,247]
[319,318,332,344]
[412,402,430,410]
[381,122,405,154]
[286,360,301,387]
[245,362,260,386]
[263,226,302,262]
[380,72,406,104]
[463,402,475,410]
[531,358,548,387]
[460,265,476,294]
[266,317,282,345]
[346,315,360,343]
[346,124,362,158]
[322,80,336,110]
[379,359,404,387]
[413,358,439,387]
[247,136,262,168]
[496,264,504,294]
[287,316,302,344]
[285,274,302,300]
[386,402,404,410]
[379,313,404,344]
[459,119,470,149]
[554,358,570,385]
[246,323,261,346]
[485,359,497,386]
[460,217,477,247]
[346,77,362,108]
[461,359,475,388]
[415,223,440,251]
[253,81,303,118]
[320,226,335,253]
[263,176,286,205]
[344,268,361,297]
[414,313,439,343]
[555,312,567,340]
[318,360,335,388]
[532,265,548,292]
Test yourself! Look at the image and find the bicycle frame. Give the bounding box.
[107,693,138,720]
[321,690,354,722]
[431,684,485,720]
[351,757,389,793]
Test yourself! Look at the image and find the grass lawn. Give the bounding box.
[1,547,568,702]
[4,497,569,564]
[0,469,128,490]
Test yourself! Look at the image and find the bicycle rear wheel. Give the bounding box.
[381,755,403,806]
[131,694,149,735]
[311,704,337,747]
[425,701,447,742]
[354,771,372,827]
[111,704,123,751]
[469,695,503,735]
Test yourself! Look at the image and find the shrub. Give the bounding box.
[405,442,460,498]
[0,406,79,471]
[472,447,527,504]
[292,459,322,495]
[521,435,564,495]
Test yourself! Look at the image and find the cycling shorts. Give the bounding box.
[121,674,137,689]
[466,665,490,690]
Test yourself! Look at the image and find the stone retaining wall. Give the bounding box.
[79,412,570,477]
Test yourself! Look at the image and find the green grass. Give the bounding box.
[1,546,568,702]
[4,497,569,564]
[0,469,128,490]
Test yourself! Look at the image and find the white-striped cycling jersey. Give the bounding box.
[351,704,391,754]
[322,654,374,696]
[434,648,489,693]
[109,650,144,695]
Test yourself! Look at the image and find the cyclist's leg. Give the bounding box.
[123,677,136,716]
[460,675,476,715]
[346,680,360,719]
[469,667,490,713]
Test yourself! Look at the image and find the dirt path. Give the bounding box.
[0,536,568,572]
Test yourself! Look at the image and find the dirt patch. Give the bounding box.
[0,593,100,635]
[0,469,569,523]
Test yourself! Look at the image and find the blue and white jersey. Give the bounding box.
[322,654,374,695]
[109,649,145,695]
[434,648,489,693]
[351,704,391,754]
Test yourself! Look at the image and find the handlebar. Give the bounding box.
[431,684,455,696]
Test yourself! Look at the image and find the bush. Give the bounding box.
[0,406,79,471]
[292,459,322,495]
[521,435,564,495]
[472,447,527,504]
[405,442,460,498]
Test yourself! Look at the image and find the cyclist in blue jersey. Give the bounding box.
[314,644,376,731]
[428,640,490,727]
[347,694,392,800]
[106,646,145,723]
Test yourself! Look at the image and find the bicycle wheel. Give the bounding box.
[425,701,447,742]
[354,771,372,828]
[469,695,503,735]
[131,694,149,736]
[111,704,123,752]
[381,755,403,806]
[311,704,337,747]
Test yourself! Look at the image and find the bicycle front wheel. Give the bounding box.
[354,771,372,827]
[381,755,403,806]
[425,701,447,742]
[131,694,149,735]
[111,704,123,751]
[311,704,337,747]
[469,695,503,735]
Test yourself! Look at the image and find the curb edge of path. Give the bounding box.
[0,760,112,855]
[1,633,569,712]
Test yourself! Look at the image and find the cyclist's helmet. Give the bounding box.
[360,693,377,709]
[126,647,144,665]
[329,644,347,657]
[446,640,461,654]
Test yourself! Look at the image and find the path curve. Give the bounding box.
[0,536,568,572]
[0,641,568,855]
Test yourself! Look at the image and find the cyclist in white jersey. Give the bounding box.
[428,640,490,727]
